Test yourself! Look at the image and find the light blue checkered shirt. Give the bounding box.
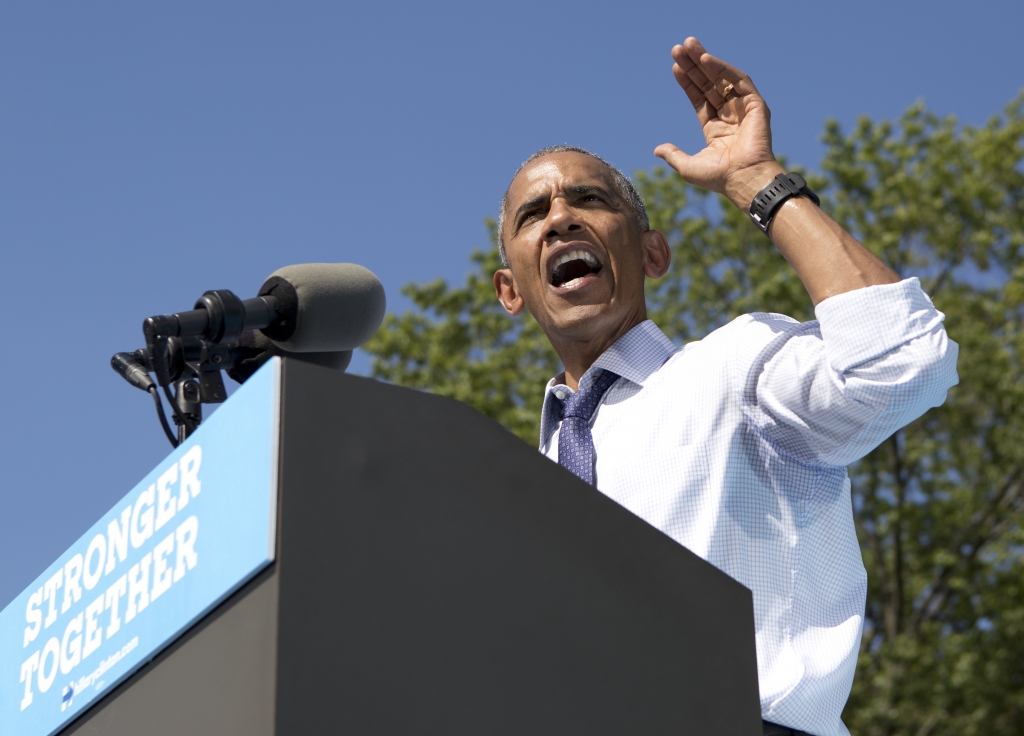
[539,278,959,736]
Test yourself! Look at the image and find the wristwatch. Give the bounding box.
[748,172,820,234]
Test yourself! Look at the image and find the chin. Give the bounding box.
[547,304,615,338]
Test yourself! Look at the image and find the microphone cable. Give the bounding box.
[148,385,179,448]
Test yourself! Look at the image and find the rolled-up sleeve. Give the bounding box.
[743,277,959,467]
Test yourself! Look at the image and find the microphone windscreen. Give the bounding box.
[260,263,386,353]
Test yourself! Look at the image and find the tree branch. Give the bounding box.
[887,433,908,637]
[915,713,940,736]
[910,465,1024,631]
[924,235,971,298]
[858,452,899,643]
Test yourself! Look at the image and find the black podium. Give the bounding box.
[62,359,761,735]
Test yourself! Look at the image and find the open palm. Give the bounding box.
[655,38,781,208]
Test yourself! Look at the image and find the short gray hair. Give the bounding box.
[497,145,649,267]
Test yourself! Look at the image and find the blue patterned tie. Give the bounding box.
[557,369,621,486]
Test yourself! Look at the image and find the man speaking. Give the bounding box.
[492,38,958,736]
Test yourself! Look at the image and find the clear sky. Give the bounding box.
[2,0,1022,608]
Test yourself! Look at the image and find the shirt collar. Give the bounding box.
[538,319,679,449]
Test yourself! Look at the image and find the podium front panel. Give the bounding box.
[272,361,761,735]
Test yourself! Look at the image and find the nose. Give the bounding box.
[545,196,583,239]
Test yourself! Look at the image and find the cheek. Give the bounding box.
[606,228,646,276]
[507,253,546,295]
[508,245,535,273]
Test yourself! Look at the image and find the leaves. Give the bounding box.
[365,93,1024,735]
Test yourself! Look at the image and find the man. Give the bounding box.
[492,38,958,736]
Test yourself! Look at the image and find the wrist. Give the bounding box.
[747,171,821,236]
[724,161,786,211]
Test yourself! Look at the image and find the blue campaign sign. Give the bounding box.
[0,358,281,736]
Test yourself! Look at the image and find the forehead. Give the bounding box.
[506,152,616,205]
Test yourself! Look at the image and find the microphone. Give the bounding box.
[142,263,386,353]
[111,351,156,392]
[115,263,385,446]
[257,263,386,353]
[219,263,383,383]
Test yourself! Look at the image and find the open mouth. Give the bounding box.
[550,249,602,288]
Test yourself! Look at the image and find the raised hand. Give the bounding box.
[654,37,784,210]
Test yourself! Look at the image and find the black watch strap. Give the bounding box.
[748,172,820,234]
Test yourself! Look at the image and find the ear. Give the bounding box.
[494,268,525,316]
[640,229,671,279]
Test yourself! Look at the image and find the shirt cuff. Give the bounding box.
[813,277,945,373]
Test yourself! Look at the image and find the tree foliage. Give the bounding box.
[364,94,1024,735]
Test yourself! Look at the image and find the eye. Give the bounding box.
[518,209,543,227]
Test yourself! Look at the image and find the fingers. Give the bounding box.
[699,52,758,97]
[654,143,719,192]
[674,60,726,113]
[672,62,717,126]
[670,37,759,114]
[654,143,692,176]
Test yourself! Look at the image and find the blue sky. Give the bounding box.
[2,0,1022,608]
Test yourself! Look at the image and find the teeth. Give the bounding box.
[552,249,599,269]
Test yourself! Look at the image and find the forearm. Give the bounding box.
[729,163,901,306]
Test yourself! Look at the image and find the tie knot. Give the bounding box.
[559,370,621,421]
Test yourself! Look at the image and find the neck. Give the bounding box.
[553,314,645,391]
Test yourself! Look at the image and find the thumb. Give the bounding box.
[654,143,692,176]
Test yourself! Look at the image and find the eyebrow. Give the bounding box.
[512,184,616,230]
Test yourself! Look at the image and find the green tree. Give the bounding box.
[364,94,1024,735]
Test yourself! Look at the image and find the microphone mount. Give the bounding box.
[115,288,292,448]
[110,263,382,450]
